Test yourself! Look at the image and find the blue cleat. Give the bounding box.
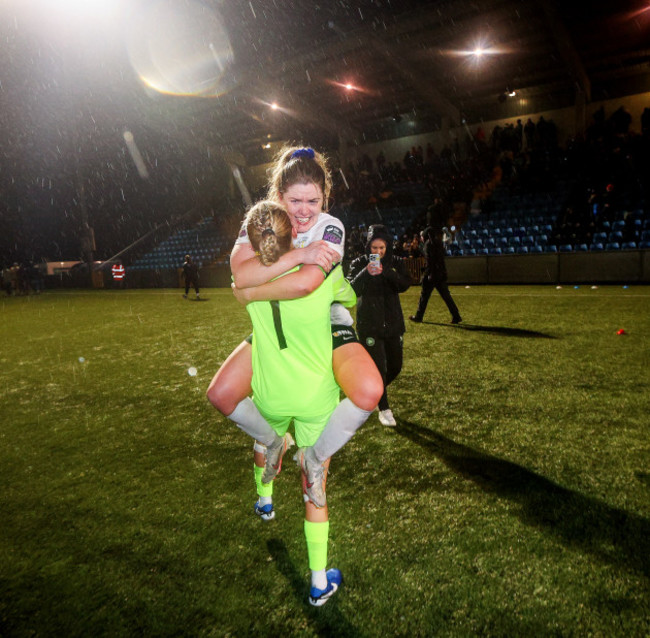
[309,568,342,607]
[253,500,275,522]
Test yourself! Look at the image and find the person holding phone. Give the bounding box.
[347,224,411,426]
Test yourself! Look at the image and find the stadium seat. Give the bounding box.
[608,231,624,242]
[593,232,608,243]
[639,241,650,249]
[530,245,543,254]
[590,242,604,251]
[605,242,621,251]
[517,246,529,254]
[576,244,589,252]
[503,246,515,254]
[545,245,558,253]
[559,244,573,253]
[621,241,637,250]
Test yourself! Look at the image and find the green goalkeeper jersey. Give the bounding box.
[246,263,356,418]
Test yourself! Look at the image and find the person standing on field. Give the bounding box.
[409,227,462,324]
[182,255,200,299]
[348,224,411,427]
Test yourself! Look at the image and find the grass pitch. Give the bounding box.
[1,285,649,637]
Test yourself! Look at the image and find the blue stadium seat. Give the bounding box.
[477,248,489,255]
[608,231,624,242]
[559,244,573,253]
[639,241,650,249]
[467,248,477,256]
[517,246,529,254]
[489,247,502,255]
[545,245,558,253]
[530,245,543,254]
[621,241,637,250]
[590,242,604,251]
[575,244,589,252]
[605,242,621,251]
[503,246,515,254]
[523,235,535,247]
[593,232,608,243]
[509,236,521,247]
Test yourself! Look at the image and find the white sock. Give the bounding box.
[258,495,272,507]
[311,569,327,591]
[227,398,280,448]
[312,398,372,462]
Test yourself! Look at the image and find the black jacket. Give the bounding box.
[348,224,411,338]
[421,228,448,283]
[183,260,199,281]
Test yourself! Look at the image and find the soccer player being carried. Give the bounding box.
[207,147,382,463]
[230,199,357,606]
[206,149,382,508]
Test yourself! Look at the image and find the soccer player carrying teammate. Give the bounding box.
[206,146,383,505]
[232,200,355,606]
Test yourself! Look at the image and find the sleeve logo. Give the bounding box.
[323,225,343,245]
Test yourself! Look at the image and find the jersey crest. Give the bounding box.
[322,225,343,245]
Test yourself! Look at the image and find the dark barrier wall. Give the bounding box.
[446,250,649,285]
[117,251,648,288]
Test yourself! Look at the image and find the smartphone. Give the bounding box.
[369,253,380,264]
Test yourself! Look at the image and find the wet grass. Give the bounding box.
[1,285,649,637]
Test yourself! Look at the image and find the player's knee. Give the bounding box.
[350,375,384,411]
[206,380,236,416]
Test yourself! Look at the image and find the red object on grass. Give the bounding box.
[617,329,626,335]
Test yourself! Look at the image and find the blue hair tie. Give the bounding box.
[290,147,315,160]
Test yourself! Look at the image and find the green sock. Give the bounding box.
[254,465,273,498]
[304,520,329,571]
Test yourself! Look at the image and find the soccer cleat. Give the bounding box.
[309,568,342,607]
[262,432,295,484]
[451,316,462,324]
[253,500,275,522]
[408,315,422,323]
[296,447,327,508]
[378,408,396,427]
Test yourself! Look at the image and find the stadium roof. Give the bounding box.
[2,0,650,162]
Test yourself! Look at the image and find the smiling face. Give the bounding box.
[279,182,324,234]
[370,238,387,258]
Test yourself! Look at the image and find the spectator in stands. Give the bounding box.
[182,255,200,299]
[524,118,535,150]
[409,227,462,325]
[348,224,411,427]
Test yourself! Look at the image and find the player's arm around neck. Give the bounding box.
[233,265,326,304]
[230,242,305,289]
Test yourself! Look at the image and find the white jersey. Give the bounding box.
[235,212,345,260]
[234,211,353,326]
